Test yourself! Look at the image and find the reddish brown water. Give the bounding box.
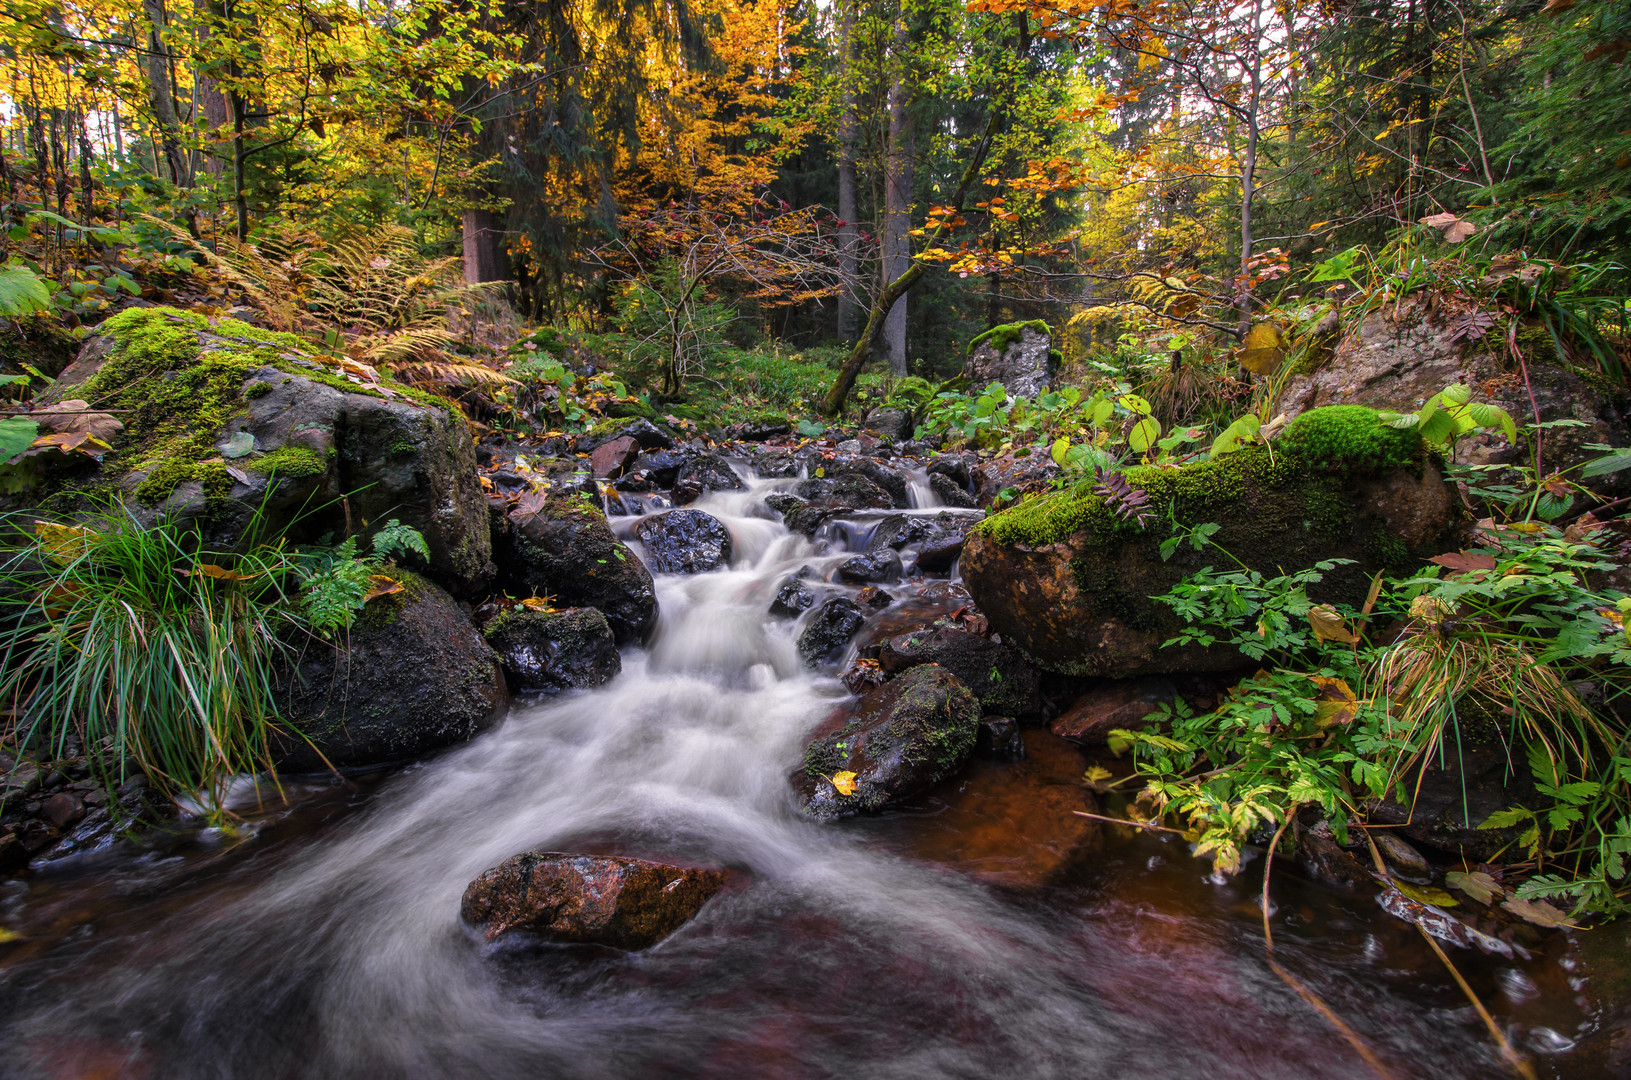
[0,478,1610,1079]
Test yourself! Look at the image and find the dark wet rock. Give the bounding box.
[1050,678,1176,745]
[460,851,729,949]
[1295,819,1371,890]
[43,309,493,592]
[976,716,1025,759]
[927,453,974,488]
[1374,832,1432,883]
[633,509,733,574]
[856,586,893,609]
[481,606,620,694]
[784,504,842,537]
[794,664,982,819]
[272,571,509,771]
[492,494,658,645]
[972,451,1060,510]
[965,321,1054,399]
[835,458,909,508]
[963,411,1461,677]
[842,657,888,695]
[1364,735,1546,860]
[867,515,933,552]
[577,417,673,452]
[769,577,817,619]
[861,407,913,442]
[589,435,639,478]
[750,448,799,478]
[672,453,744,504]
[879,627,1041,718]
[913,512,982,575]
[930,472,978,508]
[797,597,868,666]
[729,418,791,442]
[38,793,84,829]
[632,448,687,486]
[793,473,893,510]
[836,549,902,585]
[765,491,805,516]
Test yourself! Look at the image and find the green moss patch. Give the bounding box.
[244,444,326,479]
[1278,404,1423,473]
[969,320,1051,355]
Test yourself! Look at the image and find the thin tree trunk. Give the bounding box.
[1237,0,1263,337]
[140,0,189,187]
[836,0,859,343]
[462,208,508,284]
[881,16,913,376]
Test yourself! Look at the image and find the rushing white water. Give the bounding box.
[0,471,1585,1080]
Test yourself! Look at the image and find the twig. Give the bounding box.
[1071,809,1187,834]
[1262,815,1399,1080]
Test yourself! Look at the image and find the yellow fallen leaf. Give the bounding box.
[363,574,403,602]
[1307,675,1359,727]
[1308,604,1360,644]
[829,770,858,796]
[1445,870,1503,905]
[1239,321,1286,375]
[1395,880,1458,907]
[519,595,557,612]
[187,562,257,581]
[33,519,92,563]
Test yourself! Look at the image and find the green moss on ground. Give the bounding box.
[969,320,1052,355]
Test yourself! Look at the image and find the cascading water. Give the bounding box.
[0,472,1594,1079]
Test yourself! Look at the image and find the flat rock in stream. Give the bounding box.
[461,851,729,949]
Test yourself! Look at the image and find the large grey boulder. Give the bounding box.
[964,321,1054,399]
[30,306,493,592]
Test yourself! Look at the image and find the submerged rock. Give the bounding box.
[797,597,867,666]
[493,494,658,645]
[633,509,733,574]
[878,627,1041,717]
[769,577,817,619]
[461,852,729,949]
[962,406,1461,677]
[793,664,982,819]
[481,606,620,694]
[272,571,509,771]
[1050,678,1177,745]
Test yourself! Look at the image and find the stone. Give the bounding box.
[842,657,888,695]
[272,571,509,771]
[730,418,791,442]
[793,664,982,819]
[927,453,974,488]
[39,308,493,592]
[866,515,933,551]
[836,549,902,585]
[768,577,817,619]
[879,627,1042,717]
[861,407,913,442]
[589,435,639,478]
[856,586,893,609]
[796,597,868,666]
[929,472,978,508]
[976,716,1025,759]
[962,407,1463,677]
[672,453,744,504]
[765,491,805,516]
[964,321,1054,399]
[1295,820,1371,890]
[972,451,1060,510]
[493,494,658,645]
[633,509,733,574]
[577,417,672,452]
[1281,304,1631,498]
[460,851,729,949]
[482,606,621,694]
[632,448,687,486]
[1374,832,1433,883]
[793,472,894,510]
[750,448,799,478]
[1050,678,1177,744]
[834,458,909,508]
[39,793,85,829]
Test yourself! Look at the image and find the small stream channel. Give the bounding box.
[0,470,1605,1079]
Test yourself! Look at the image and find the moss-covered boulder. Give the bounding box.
[492,494,658,644]
[961,406,1462,677]
[878,627,1041,717]
[793,664,982,819]
[481,605,621,694]
[272,571,508,771]
[26,307,492,592]
[964,320,1054,398]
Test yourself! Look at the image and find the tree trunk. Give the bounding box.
[1237,0,1263,338]
[881,17,913,376]
[462,208,508,284]
[836,0,859,343]
[140,0,190,188]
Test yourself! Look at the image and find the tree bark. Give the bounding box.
[462,208,508,284]
[821,108,1002,416]
[836,0,859,343]
[1237,0,1263,337]
[881,16,913,375]
[140,0,190,189]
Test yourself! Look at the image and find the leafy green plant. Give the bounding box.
[295,519,428,638]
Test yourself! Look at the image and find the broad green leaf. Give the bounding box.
[1118,393,1152,416]
[1050,437,1071,467]
[0,417,39,459]
[0,265,51,318]
[1128,415,1162,453]
[1440,382,1472,404]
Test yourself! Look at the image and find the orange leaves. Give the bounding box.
[1306,675,1359,728]
[184,563,260,582]
[828,770,858,796]
[363,575,404,602]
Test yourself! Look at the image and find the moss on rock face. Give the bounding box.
[962,405,1459,677]
[243,444,325,479]
[969,320,1052,356]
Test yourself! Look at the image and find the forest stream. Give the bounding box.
[0,469,1603,1079]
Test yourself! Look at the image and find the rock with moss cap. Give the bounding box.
[271,570,509,771]
[793,664,982,819]
[964,320,1054,399]
[493,493,658,644]
[481,605,621,694]
[961,405,1462,677]
[25,307,493,592]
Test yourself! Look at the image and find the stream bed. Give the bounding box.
[0,475,1610,1079]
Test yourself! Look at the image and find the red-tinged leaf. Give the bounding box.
[1427,550,1497,575]
[513,490,548,517]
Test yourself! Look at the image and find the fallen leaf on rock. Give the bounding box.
[362,575,403,602]
[519,595,556,611]
[33,520,92,563]
[1445,870,1503,905]
[1501,896,1577,928]
[829,770,858,796]
[30,430,112,457]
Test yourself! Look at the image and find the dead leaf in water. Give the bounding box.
[1501,897,1576,928]
[1445,870,1503,905]
[1394,880,1458,907]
